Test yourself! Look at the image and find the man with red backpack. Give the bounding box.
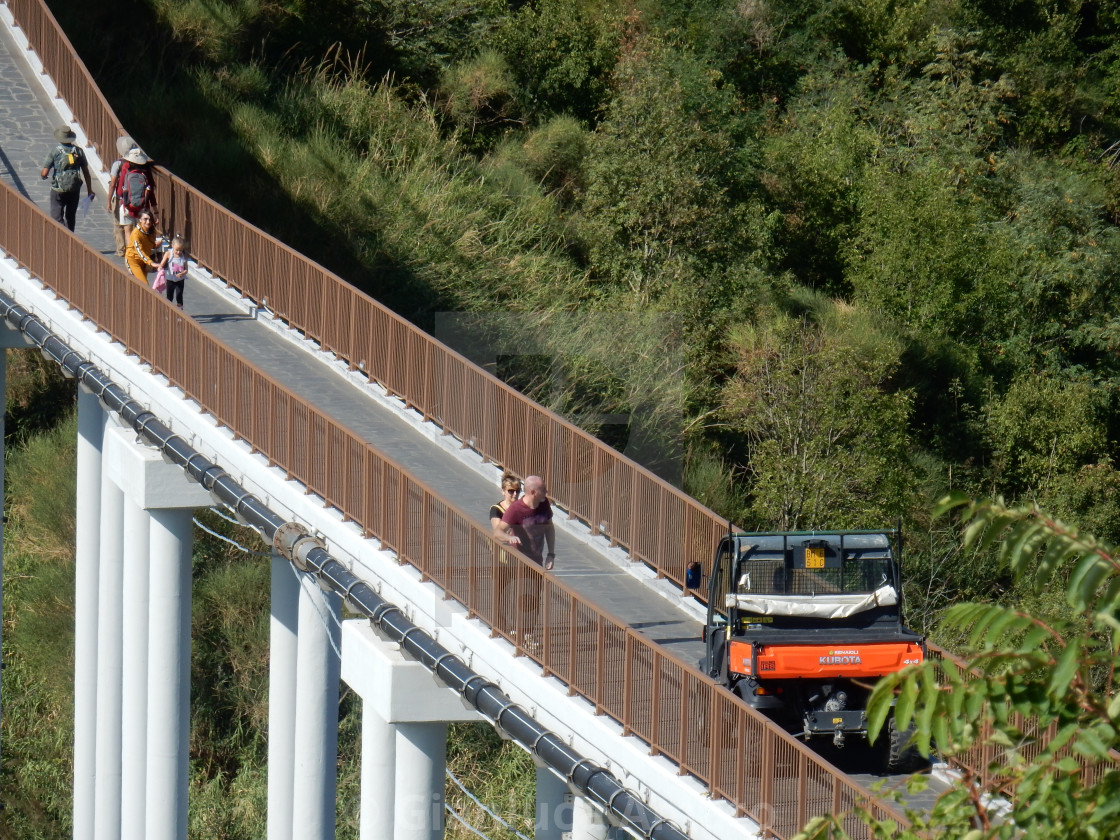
[107,144,157,254]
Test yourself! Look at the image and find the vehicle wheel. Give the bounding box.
[884,717,922,773]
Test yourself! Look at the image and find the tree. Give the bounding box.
[579,31,762,305]
[986,373,1110,500]
[720,300,915,530]
[797,494,1120,839]
[492,0,619,124]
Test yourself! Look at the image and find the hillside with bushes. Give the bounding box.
[4,0,1120,835]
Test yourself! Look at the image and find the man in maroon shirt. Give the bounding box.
[494,475,557,570]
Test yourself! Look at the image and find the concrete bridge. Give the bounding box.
[0,2,915,838]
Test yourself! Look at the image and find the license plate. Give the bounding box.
[805,546,825,568]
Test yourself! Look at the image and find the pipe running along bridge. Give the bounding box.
[0,1,936,838]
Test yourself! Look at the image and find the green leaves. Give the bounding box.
[807,495,1120,839]
[720,303,916,531]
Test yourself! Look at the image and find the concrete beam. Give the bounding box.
[104,425,213,511]
[341,620,481,724]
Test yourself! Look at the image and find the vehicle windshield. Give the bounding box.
[732,534,895,597]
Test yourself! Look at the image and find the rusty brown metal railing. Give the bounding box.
[9,0,1112,824]
[8,0,727,593]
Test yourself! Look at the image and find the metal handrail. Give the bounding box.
[8,0,727,593]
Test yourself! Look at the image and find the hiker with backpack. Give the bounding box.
[111,147,158,248]
[39,126,93,232]
[106,135,137,256]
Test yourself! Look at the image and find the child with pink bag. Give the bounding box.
[156,234,188,309]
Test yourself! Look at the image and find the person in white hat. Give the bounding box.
[106,134,137,256]
[111,145,158,250]
[40,126,93,231]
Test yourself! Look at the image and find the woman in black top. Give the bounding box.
[489,472,522,530]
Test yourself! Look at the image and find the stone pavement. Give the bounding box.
[0,18,115,254]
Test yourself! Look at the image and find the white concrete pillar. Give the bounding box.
[340,621,482,840]
[571,796,610,840]
[534,767,569,840]
[102,425,211,840]
[291,580,342,840]
[359,707,396,840]
[73,387,104,840]
[394,722,446,840]
[146,507,194,840]
[120,498,151,840]
[93,447,125,840]
[268,551,300,840]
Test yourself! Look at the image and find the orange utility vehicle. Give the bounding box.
[701,530,924,770]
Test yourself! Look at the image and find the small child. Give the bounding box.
[158,234,188,309]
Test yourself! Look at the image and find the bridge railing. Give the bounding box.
[0,178,905,838]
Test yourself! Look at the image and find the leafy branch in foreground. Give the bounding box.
[796,491,1120,840]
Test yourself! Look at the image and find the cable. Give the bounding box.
[446,769,533,840]
[192,515,271,557]
[207,505,246,527]
[443,801,497,840]
[296,568,344,660]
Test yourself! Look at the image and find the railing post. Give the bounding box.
[758,729,774,828]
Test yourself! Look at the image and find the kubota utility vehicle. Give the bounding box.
[700,530,925,771]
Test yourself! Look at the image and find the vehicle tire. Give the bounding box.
[884,717,921,773]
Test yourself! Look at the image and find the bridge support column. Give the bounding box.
[120,496,151,840]
[359,708,396,840]
[534,767,570,840]
[146,506,195,840]
[73,386,105,840]
[268,550,300,840]
[395,721,447,840]
[291,578,342,840]
[93,429,125,840]
[101,425,211,840]
[571,796,610,840]
[341,620,481,840]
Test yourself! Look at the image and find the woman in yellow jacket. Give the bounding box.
[125,211,161,283]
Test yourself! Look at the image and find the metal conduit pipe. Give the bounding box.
[0,289,690,840]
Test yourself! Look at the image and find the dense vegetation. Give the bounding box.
[5,0,1120,835]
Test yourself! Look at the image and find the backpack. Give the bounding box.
[52,144,83,193]
[116,161,151,215]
